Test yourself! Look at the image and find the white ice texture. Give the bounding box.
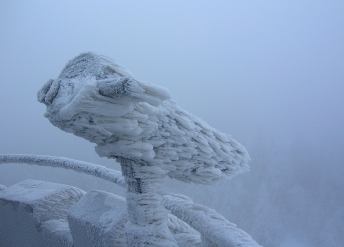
[0,154,125,186]
[163,194,262,247]
[68,190,201,247]
[38,53,250,184]
[0,178,262,247]
[0,179,84,247]
[68,190,128,247]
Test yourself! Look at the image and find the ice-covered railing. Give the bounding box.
[163,194,261,247]
[0,153,262,247]
[0,154,125,186]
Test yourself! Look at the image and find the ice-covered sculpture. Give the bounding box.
[37,53,250,247]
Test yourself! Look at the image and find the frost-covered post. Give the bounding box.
[119,158,174,246]
[38,53,250,247]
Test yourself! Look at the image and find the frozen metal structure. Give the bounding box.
[35,53,251,246]
[0,155,261,247]
[0,53,261,247]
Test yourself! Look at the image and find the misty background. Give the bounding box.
[0,1,343,246]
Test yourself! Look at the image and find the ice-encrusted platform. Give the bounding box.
[0,153,262,247]
[0,180,202,247]
[0,179,261,247]
[0,180,84,247]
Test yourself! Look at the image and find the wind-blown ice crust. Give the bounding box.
[38,53,250,184]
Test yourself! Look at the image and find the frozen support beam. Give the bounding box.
[0,179,84,247]
[120,159,177,247]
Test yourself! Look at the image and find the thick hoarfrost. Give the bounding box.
[68,190,128,247]
[41,219,73,247]
[0,179,84,221]
[0,154,125,186]
[68,190,201,247]
[34,53,256,247]
[0,178,260,247]
[38,52,250,184]
[0,155,260,246]
[0,179,84,247]
[167,214,201,247]
[163,194,262,247]
[120,159,178,247]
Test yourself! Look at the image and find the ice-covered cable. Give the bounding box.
[0,154,125,187]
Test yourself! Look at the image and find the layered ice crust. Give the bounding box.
[38,53,250,184]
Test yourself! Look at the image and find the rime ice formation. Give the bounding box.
[167,214,201,247]
[0,162,262,246]
[0,154,125,186]
[38,53,250,184]
[163,194,262,247]
[0,180,84,247]
[68,190,128,247]
[41,219,74,247]
[68,190,201,247]
[37,53,250,247]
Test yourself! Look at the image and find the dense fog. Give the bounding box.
[0,1,343,246]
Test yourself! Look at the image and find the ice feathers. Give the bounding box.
[38,53,250,184]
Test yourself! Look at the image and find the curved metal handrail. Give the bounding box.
[0,154,125,187]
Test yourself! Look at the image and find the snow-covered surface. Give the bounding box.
[69,189,200,247]
[68,190,128,247]
[0,179,84,247]
[0,154,125,186]
[168,214,201,247]
[38,52,250,184]
[120,158,179,247]
[0,156,261,246]
[41,219,73,247]
[0,178,261,247]
[0,179,84,221]
[163,194,262,247]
